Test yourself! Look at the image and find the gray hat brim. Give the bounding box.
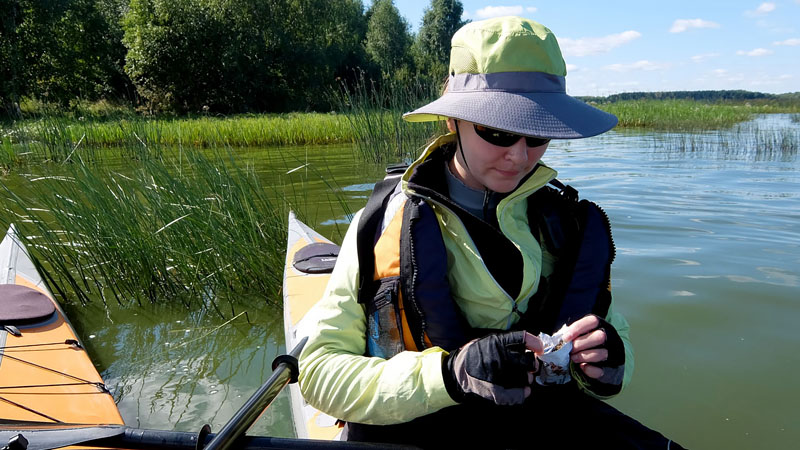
[403,91,617,139]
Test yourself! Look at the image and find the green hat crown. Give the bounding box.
[403,15,618,139]
[449,16,567,77]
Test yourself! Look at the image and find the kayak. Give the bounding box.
[0,225,124,447]
[282,212,342,441]
[0,224,124,425]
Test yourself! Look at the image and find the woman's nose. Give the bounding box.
[506,138,529,164]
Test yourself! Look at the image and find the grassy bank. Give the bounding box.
[3,98,799,166]
[597,99,800,130]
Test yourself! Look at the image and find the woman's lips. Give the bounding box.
[495,168,520,177]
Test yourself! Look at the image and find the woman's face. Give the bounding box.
[448,119,549,193]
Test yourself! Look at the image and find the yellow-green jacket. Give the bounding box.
[298,134,634,425]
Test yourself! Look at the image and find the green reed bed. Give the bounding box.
[650,122,799,161]
[2,149,290,310]
[598,100,761,130]
[5,113,353,150]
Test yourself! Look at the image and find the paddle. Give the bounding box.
[202,336,308,450]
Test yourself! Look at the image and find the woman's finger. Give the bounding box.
[579,363,604,380]
[524,332,544,355]
[562,314,600,342]
[571,348,608,364]
[571,328,607,353]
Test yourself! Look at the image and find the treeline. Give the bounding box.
[1,0,465,117]
[580,90,800,103]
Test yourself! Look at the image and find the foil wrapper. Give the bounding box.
[535,324,573,385]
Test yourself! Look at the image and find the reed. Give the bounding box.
[322,74,444,163]
[5,113,354,150]
[598,100,759,130]
[2,149,292,309]
[649,121,799,161]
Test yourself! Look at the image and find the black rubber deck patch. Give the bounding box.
[0,285,56,323]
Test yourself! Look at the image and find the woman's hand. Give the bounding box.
[562,315,624,381]
[442,331,544,405]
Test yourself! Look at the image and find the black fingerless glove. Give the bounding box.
[442,331,537,405]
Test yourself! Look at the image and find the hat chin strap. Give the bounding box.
[453,120,494,219]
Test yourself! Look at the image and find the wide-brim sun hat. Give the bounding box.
[403,16,617,139]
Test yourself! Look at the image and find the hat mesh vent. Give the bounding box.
[449,46,478,74]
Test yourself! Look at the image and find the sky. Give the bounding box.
[395,0,800,96]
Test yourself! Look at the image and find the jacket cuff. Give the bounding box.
[424,348,461,409]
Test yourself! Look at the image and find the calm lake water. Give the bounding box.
[6,115,799,448]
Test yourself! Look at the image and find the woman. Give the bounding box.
[299,16,680,449]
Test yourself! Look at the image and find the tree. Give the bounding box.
[0,0,23,115]
[122,0,368,113]
[364,0,412,79]
[1,0,131,115]
[413,0,466,82]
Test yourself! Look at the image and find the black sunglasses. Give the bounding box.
[473,124,550,148]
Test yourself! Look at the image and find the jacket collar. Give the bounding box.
[401,133,558,212]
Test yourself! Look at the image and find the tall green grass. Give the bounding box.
[2,150,291,310]
[598,99,800,130]
[650,122,799,161]
[599,100,753,130]
[329,74,445,163]
[5,113,352,150]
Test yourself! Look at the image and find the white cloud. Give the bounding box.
[559,31,641,57]
[565,63,579,72]
[691,52,721,62]
[712,69,728,76]
[475,6,537,19]
[604,60,670,72]
[778,74,793,80]
[736,48,774,56]
[745,2,777,17]
[773,38,800,46]
[757,2,776,13]
[669,19,721,33]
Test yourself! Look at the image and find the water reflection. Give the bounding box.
[66,296,292,437]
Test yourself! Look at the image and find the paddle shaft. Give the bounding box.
[203,336,307,450]
[0,425,414,449]
[105,426,412,449]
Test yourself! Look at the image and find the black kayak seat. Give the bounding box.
[293,242,340,274]
[0,284,56,324]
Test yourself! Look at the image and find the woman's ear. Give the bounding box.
[446,118,456,133]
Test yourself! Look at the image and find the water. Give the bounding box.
[549,115,799,448]
[7,115,800,448]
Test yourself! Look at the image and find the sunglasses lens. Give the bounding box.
[473,124,518,146]
[525,136,551,147]
[473,124,549,147]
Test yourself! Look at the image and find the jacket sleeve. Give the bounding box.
[297,210,459,425]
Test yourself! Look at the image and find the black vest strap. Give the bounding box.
[356,166,406,304]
